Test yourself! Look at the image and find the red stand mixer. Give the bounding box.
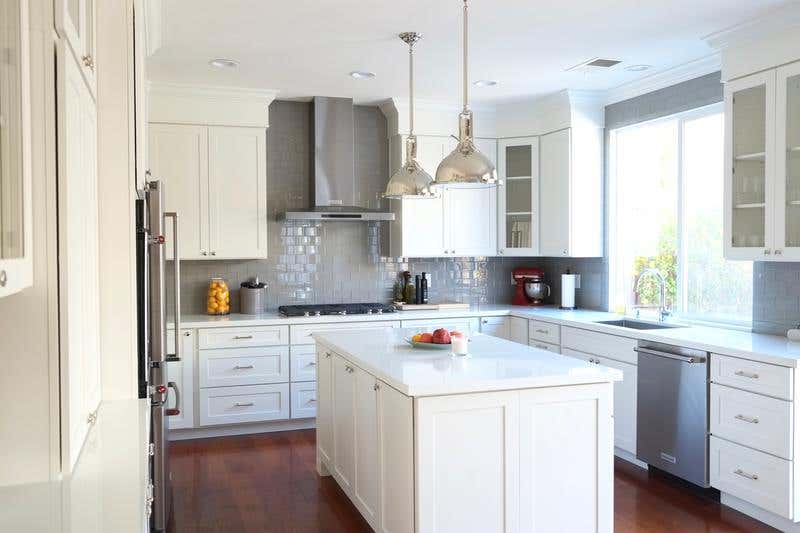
[512,267,550,306]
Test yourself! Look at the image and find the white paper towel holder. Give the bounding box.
[560,270,579,310]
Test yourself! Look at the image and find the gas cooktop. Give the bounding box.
[278,303,396,317]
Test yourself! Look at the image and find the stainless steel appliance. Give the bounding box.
[512,267,548,306]
[636,340,709,487]
[136,178,182,531]
[278,303,396,317]
[240,277,267,315]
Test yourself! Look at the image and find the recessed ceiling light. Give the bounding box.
[209,58,239,69]
[624,64,651,72]
[349,70,376,79]
[473,79,498,87]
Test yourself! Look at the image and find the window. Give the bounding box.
[609,104,753,327]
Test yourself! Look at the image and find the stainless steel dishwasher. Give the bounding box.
[636,340,710,487]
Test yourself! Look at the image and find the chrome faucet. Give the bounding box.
[635,268,671,322]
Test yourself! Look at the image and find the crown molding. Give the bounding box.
[704,3,800,50]
[147,82,280,103]
[605,54,721,105]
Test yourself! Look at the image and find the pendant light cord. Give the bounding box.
[409,40,415,137]
[462,0,469,113]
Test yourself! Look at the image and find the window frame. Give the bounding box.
[608,102,752,330]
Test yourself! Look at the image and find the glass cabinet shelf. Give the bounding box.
[734,151,766,161]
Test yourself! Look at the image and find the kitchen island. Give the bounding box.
[313,329,622,533]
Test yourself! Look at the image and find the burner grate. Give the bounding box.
[278,303,396,317]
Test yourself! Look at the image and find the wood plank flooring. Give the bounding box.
[168,429,776,533]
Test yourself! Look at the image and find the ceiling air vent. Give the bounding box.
[565,58,622,72]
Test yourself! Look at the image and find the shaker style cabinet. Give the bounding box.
[148,123,268,260]
[724,62,800,261]
[54,0,96,97]
[497,137,539,256]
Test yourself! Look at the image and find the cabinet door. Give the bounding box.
[55,0,95,95]
[399,195,445,257]
[332,355,356,495]
[498,137,539,256]
[724,71,775,260]
[775,62,800,260]
[509,317,529,345]
[148,124,209,259]
[208,126,268,259]
[166,330,196,430]
[480,316,509,339]
[444,185,497,256]
[539,129,571,257]
[519,384,613,533]
[316,348,334,465]
[354,369,379,527]
[597,356,637,455]
[378,382,414,533]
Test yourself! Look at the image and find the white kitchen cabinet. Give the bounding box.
[480,316,509,339]
[400,317,480,334]
[539,127,603,257]
[509,316,529,345]
[166,330,196,430]
[57,41,101,471]
[291,381,317,419]
[316,347,334,466]
[497,137,540,256]
[147,123,268,260]
[377,382,414,533]
[774,62,800,260]
[55,0,96,96]
[388,195,445,258]
[198,383,290,426]
[198,346,289,388]
[354,368,380,527]
[332,355,357,494]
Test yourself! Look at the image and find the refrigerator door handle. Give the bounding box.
[166,381,181,416]
[165,212,181,362]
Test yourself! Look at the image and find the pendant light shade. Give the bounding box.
[383,32,435,199]
[433,0,497,187]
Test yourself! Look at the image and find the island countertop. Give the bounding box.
[312,328,622,397]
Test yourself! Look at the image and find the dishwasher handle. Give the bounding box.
[634,346,706,364]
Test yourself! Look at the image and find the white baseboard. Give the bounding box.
[721,492,800,532]
[614,447,649,470]
[168,419,316,441]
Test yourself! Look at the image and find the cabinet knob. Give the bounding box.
[201,250,208,256]
[325,351,332,358]
[82,55,95,70]
[764,249,772,255]
[775,249,783,256]
[346,365,354,374]
[0,269,6,287]
[210,251,217,256]
[373,383,380,391]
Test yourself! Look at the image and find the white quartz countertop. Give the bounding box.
[170,304,800,367]
[0,399,150,533]
[313,329,622,397]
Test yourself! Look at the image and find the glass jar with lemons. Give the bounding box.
[207,277,231,315]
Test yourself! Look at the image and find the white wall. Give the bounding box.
[0,0,60,486]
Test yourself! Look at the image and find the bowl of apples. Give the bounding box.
[407,328,460,350]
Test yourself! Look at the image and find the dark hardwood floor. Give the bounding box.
[168,429,776,533]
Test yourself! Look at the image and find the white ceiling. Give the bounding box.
[146,0,789,105]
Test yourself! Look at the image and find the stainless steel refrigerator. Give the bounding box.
[137,178,182,532]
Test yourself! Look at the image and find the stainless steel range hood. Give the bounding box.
[281,97,395,221]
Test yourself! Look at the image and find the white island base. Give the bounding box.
[313,330,620,533]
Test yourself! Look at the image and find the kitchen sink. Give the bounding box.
[594,319,686,330]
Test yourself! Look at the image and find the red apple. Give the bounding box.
[432,328,451,344]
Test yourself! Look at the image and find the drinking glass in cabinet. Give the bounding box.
[785,73,800,247]
[503,144,533,249]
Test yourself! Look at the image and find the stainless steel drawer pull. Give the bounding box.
[234,402,255,407]
[308,362,316,367]
[734,370,759,379]
[234,364,255,370]
[234,335,254,340]
[734,414,759,424]
[308,398,317,404]
[535,329,549,334]
[734,468,759,481]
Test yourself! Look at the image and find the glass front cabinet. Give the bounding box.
[497,137,539,255]
[724,62,800,261]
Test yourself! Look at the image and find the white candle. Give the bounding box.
[451,332,469,355]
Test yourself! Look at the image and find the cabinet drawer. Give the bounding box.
[199,347,289,388]
[291,321,400,345]
[711,354,793,400]
[530,320,560,345]
[562,327,637,365]
[529,340,560,354]
[199,384,290,426]
[710,436,792,519]
[198,325,289,349]
[291,345,317,382]
[480,316,509,339]
[710,384,792,459]
[291,382,317,419]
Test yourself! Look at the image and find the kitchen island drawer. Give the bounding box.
[198,325,289,349]
[711,354,793,400]
[530,320,560,345]
[291,345,317,382]
[199,347,289,388]
[711,384,792,459]
[199,384,290,426]
[291,321,400,345]
[562,327,637,365]
[529,340,560,354]
[291,382,317,419]
[710,436,792,519]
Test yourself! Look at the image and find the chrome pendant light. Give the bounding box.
[433,0,497,187]
[383,32,435,199]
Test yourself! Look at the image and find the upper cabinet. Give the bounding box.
[723,63,800,261]
[55,0,96,97]
[497,137,539,256]
[0,0,33,298]
[147,85,276,260]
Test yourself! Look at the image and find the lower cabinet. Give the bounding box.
[529,340,560,354]
[316,348,334,465]
[562,347,638,456]
[198,383,290,426]
[480,316,510,339]
[509,316,529,344]
[332,356,357,494]
[290,382,317,419]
